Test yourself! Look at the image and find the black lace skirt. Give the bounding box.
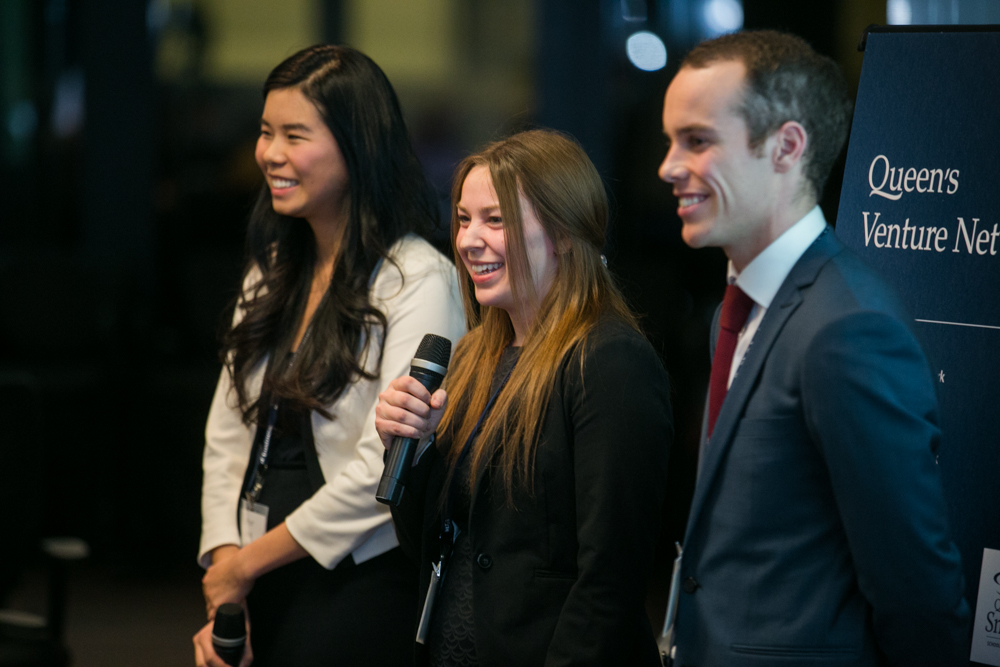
[428,528,479,667]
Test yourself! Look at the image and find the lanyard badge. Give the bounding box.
[415,356,517,643]
[238,403,278,546]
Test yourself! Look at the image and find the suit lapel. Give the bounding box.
[683,228,842,543]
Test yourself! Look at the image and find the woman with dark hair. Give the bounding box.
[376,129,673,666]
[192,45,465,667]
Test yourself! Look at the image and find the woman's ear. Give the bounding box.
[554,234,572,256]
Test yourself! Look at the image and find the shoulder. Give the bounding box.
[557,317,673,440]
[797,250,933,390]
[372,234,456,295]
[776,234,917,358]
[580,317,657,363]
[805,308,928,370]
[803,233,912,323]
[389,234,455,278]
[230,264,264,326]
[567,317,667,389]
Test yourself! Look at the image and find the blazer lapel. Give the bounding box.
[683,228,843,542]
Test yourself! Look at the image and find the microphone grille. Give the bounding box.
[213,603,246,640]
[414,334,451,368]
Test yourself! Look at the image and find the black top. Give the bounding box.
[428,346,520,667]
[239,347,326,514]
[391,318,674,667]
[244,403,313,524]
[450,345,520,533]
[263,402,308,469]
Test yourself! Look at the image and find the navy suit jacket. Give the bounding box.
[673,228,969,666]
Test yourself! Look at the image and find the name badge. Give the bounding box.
[239,498,269,546]
[415,561,442,645]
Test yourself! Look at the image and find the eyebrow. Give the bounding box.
[674,123,715,136]
[259,119,314,133]
[456,203,501,214]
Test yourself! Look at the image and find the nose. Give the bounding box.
[259,136,286,168]
[658,147,687,184]
[456,220,484,253]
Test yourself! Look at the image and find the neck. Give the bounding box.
[727,195,816,273]
[509,318,527,347]
[307,207,350,275]
[506,307,535,347]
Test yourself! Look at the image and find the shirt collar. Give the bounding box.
[726,205,827,308]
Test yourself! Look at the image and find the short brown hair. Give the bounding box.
[682,30,852,200]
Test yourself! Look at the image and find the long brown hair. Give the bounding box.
[438,129,638,501]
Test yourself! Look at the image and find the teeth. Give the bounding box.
[272,178,298,188]
[472,262,502,275]
[679,195,707,207]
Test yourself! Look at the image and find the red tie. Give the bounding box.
[707,284,755,437]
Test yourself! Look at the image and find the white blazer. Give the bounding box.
[198,234,465,569]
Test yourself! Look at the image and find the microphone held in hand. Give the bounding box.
[376,333,451,507]
[212,603,246,666]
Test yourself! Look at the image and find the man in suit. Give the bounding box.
[658,30,969,666]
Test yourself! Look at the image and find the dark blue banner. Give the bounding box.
[837,28,1000,665]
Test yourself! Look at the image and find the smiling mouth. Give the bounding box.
[678,194,708,207]
[270,177,299,189]
[471,262,503,276]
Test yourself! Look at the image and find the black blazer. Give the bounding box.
[391,318,673,666]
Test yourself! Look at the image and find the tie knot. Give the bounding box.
[719,284,754,333]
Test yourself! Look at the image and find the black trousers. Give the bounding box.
[243,463,417,666]
[247,546,417,667]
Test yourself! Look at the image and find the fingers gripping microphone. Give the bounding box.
[376,334,451,507]
[212,603,246,666]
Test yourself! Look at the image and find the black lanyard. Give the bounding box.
[243,324,316,507]
[244,402,279,507]
[438,357,517,563]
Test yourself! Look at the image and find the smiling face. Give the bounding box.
[455,164,557,343]
[658,60,778,261]
[255,87,350,225]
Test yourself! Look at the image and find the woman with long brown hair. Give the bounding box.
[376,129,673,666]
[192,45,465,667]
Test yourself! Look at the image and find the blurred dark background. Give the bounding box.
[1,0,993,664]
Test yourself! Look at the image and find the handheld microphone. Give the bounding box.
[212,603,246,666]
[376,333,451,506]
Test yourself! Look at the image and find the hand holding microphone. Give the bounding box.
[376,334,451,506]
[212,603,247,666]
[193,602,252,667]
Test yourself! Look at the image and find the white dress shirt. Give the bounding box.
[725,206,827,388]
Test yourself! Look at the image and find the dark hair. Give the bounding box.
[223,44,439,424]
[681,30,852,200]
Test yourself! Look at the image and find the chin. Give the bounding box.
[680,221,714,249]
[271,203,304,218]
[473,290,508,312]
[473,290,497,309]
